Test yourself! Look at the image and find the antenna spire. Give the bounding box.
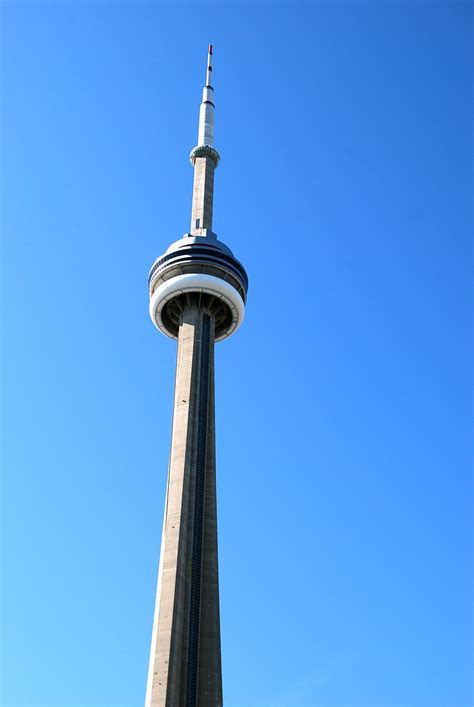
[206,44,213,87]
[197,44,216,147]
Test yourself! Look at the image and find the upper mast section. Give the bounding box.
[148,43,248,342]
[188,45,220,236]
[190,45,220,165]
[198,44,215,147]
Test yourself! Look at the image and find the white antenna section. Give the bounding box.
[198,44,215,146]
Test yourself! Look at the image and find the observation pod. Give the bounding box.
[148,234,248,342]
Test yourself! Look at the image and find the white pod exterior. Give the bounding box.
[149,273,245,342]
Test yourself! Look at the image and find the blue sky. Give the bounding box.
[2,2,472,706]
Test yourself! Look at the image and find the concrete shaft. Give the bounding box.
[145,306,223,707]
[190,156,215,235]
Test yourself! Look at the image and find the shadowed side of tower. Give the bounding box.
[145,46,247,707]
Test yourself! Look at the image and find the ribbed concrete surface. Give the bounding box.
[190,156,215,235]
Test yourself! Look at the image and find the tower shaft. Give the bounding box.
[146,45,247,707]
[145,305,223,707]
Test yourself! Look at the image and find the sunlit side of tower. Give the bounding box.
[145,47,248,707]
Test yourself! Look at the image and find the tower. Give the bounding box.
[145,46,248,707]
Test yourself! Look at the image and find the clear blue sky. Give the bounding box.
[2,2,472,706]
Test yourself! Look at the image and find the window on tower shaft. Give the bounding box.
[195,218,200,229]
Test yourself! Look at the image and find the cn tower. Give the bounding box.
[145,46,248,707]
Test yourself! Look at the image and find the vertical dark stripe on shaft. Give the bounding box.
[186,313,211,707]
